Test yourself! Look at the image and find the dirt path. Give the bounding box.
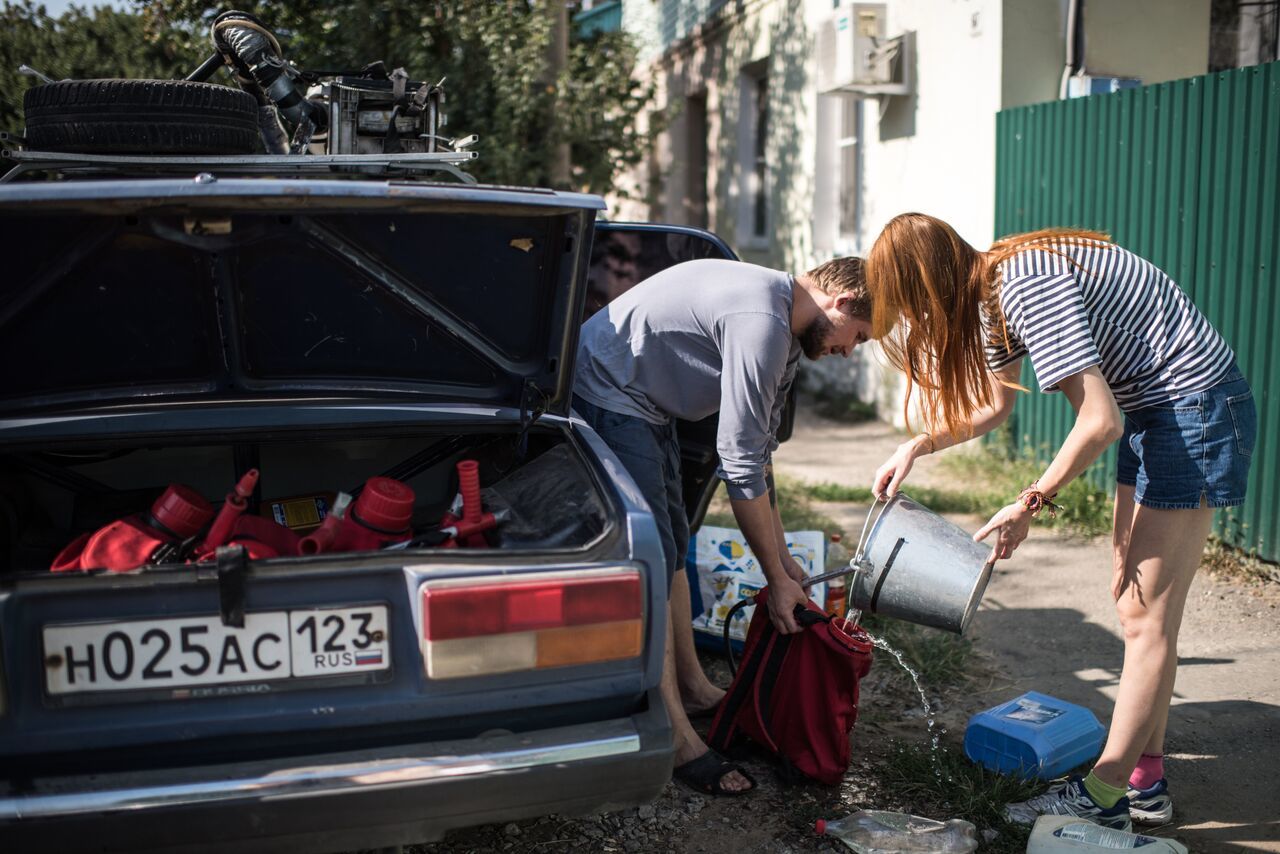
[419,409,1278,854]
[773,409,1280,853]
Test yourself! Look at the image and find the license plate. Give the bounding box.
[43,606,390,696]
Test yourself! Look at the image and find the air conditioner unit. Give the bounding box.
[816,2,911,96]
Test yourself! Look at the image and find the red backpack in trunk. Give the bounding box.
[707,585,873,786]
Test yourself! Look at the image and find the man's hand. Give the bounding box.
[779,552,808,585]
[767,576,808,634]
[973,501,1033,561]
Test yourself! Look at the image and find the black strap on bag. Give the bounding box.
[711,591,831,755]
[723,596,753,675]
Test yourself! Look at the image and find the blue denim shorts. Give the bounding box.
[573,395,689,589]
[1117,366,1256,509]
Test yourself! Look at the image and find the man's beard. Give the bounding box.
[799,313,834,360]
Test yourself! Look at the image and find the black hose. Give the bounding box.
[723,596,753,676]
[186,53,225,83]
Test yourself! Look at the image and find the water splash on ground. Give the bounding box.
[861,628,953,783]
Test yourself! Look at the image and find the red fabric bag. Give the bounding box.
[707,585,873,785]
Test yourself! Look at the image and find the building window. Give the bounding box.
[751,74,769,238]
[838,97,863,240]
[735,61,771,245]
[685,93,709,230]
[1210,0,1280,70]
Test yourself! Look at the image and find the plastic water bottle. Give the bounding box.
[815,809,978,853]
[824,534,851,618]
[1027,816,1189,853]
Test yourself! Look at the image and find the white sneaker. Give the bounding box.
[1005,776,1134,831]
[1127,778,1174,825]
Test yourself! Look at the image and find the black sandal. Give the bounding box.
[673,749,756,796]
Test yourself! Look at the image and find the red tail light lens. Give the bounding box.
[420,569,643,679]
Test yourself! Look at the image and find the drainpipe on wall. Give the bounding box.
[1058,0,1084,99]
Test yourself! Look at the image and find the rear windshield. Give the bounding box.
[0,209,575,410]
[584,226,729,319]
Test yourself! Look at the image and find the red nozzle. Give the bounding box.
[456,460,481,523]
[815,820,826,836]
[446,512,498,540]
[204,469,260,549]
[298,517,338,555]
[230,469,259,507]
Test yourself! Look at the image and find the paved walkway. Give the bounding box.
[773,408,1280,853]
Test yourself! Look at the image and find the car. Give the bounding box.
[0,159,791,852]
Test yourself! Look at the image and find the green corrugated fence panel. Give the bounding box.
[994,61,1280,562]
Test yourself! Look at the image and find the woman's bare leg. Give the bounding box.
[1092,489,1213,788]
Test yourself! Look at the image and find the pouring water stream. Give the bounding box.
[836,568,949,782]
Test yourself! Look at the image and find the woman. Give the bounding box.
[867,213,1255,831]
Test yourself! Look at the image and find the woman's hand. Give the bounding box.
[973,502,1033,561]
[873,435,928,500]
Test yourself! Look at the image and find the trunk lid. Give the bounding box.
[0,180,604,419]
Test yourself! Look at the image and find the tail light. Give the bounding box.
[420,568,643,679]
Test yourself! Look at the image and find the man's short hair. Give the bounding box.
[805,256,869,318]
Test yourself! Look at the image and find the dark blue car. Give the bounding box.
[0,174,765,852]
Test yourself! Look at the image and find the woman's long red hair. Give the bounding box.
[866,213,1110,437]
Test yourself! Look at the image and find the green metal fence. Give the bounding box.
[994,61,1280,562]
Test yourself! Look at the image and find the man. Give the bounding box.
[573,256,872,796]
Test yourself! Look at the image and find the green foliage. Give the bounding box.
[140,0,652,194]
[788,451,1116,539]
[859,613,972,688]
[1,1,655,195]
[876,739,1041,853]
[938,447,1115,537]
[0,1,203,139]
[809,389,879,424]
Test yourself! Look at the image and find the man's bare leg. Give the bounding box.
[669,574,725,715]
[664,599,750,791]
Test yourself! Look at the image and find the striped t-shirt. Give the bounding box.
[985,241,1235,411]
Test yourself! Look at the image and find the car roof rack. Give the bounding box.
[0,144,480,185]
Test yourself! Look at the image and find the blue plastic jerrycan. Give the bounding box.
[964,691,1105,780]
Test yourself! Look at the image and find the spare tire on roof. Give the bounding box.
[23,79,260,155]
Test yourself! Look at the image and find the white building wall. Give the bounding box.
[613,0,1208,428]
[806,0,1017,423]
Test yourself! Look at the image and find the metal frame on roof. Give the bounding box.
[0,146,480,185]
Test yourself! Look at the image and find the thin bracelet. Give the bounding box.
[917,433,936,455]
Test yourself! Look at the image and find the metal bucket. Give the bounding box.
[848,493,994,635]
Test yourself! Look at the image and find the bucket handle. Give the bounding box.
[853,493,890,568]
[802,493,891,590]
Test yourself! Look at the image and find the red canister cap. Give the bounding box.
[151,484,214,538]
[353,477,415,533]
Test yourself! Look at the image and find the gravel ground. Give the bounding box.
[413,651,985,854]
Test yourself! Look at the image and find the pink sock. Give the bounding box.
[1129,753,1164,790]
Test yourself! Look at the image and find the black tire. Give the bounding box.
[23,79,260,155]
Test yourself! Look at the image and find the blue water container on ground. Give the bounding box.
[964,691,1106,780]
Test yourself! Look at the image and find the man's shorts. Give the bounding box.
[1117,365,1255,509]
[573,395,689,591]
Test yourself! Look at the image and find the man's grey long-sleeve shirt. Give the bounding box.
[573,258,801,501]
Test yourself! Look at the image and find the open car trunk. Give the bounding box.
[0,423,609,576]
[0,411,659,775]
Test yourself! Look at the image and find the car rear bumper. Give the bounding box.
[0,691,673,853]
